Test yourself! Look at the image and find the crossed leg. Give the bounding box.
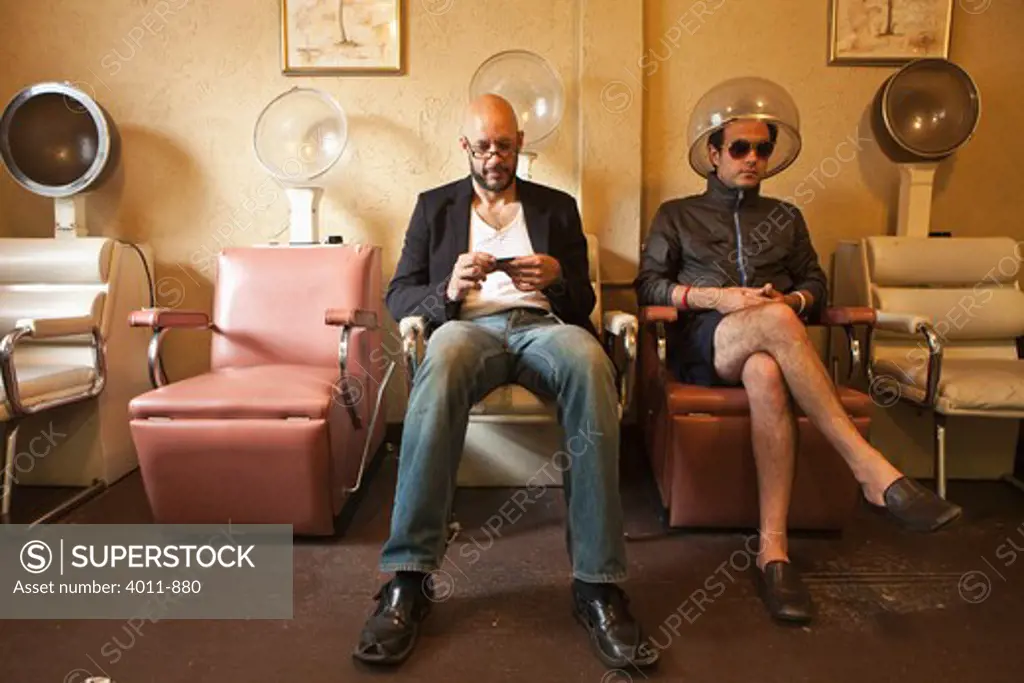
[713,303,903,509]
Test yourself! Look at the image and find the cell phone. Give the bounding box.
[494,257,516,270]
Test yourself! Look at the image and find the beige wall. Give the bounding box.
[644,0,1024,259]
[0,0,1021,423]
[0,0,626,421]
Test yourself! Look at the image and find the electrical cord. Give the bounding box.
[115,239,155,308]
[115,238,163,374]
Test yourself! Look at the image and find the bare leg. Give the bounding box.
[741,352,797,570]
[714,303,902,505]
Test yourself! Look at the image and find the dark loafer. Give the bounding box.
[756,561,812,624]
[572,584,659,669]
[869,476,962,533]
[352,576,433,666]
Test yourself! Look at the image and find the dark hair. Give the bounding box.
[708,120,778,151]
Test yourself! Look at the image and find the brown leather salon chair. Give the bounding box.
[637,305,883,531]
[127,244,391,535]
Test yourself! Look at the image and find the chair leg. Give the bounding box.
[2,421,20,521]
[935,413,947,499]
[29,480,106,527]
[1002,473,1024,495]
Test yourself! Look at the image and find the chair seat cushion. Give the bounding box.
[129,365,343,420]
[0,363,96,421]
[664,382,874,418]
[470,384,555,417]
[877,357,1024,414]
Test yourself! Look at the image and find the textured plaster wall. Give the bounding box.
[643,0,1024,265]
[1,0,1022,426]
[0,0,601,420]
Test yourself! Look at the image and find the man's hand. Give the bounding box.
[505,254,562,292]
[760,283,784,303]
[761,284,810,313]
[714,287,774,314]
[446,252,496,302]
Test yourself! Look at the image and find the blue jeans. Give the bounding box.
[380,307,627,583]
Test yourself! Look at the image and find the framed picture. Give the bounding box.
[281,0,404,75]
[828,0,953,65]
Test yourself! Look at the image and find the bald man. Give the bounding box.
[353,95,658,670]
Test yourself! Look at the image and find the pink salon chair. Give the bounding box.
[127,244,391,535]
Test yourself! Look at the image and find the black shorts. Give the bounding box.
[667,310,740,387]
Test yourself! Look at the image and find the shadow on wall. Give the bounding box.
[110,125,213,378]
[106,124,207,245]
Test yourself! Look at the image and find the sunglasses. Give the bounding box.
[727,139,775,160]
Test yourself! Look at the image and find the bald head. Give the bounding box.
[461,94,522,193]
[462,94,520,142]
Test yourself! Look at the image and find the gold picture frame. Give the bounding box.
[828,0,953,65]
[281,0,405,75]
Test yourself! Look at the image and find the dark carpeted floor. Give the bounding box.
[2,442,1023,683]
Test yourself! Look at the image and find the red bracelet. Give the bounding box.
[679,284,692,310]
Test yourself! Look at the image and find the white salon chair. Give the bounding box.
[399,234,637,487]
[859,236,1024,499]
[0,237,152,523]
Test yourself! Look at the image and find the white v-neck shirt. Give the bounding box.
[459,203,552,320]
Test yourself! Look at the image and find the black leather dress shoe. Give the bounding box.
[352,576,433,665]
[756,561,812,625]
[572,584,659,669]
[868,476,962,533]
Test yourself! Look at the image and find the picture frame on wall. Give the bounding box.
[280,0,404,75]
[828,0,953,65]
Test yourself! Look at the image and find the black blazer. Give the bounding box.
[386,176,597,337]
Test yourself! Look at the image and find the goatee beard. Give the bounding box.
[471,163,516,192]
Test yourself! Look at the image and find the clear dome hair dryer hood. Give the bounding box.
[469,50,565,180]
[253,87,348,244]
[687,76,802,179]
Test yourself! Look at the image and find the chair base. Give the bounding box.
[2,421,107,525]
[651,413,865,532]
[1002,473,1024,495]
[457,421,564,487]
[131,418,340,535]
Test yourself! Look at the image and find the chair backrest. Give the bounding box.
[863,236,1024,360]
[585,233,602,335]
[210,243,382,370]
[0,237,117,369]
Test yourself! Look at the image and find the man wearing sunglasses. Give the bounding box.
[353,94,657,671]
[635,117,962,624]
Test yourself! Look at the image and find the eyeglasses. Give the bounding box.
[727,139,775,160]
[462,136,518,159]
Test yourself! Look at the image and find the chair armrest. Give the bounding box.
[325,308,378,329]
[327,308,381,432]
[399,316,427,388]
[604,311,638,338]
[14,315,96,339]
[809,307,877,386]
[129,308,210,329]
[1,317,106,418]
[129,309,210,389]
[639,306,679,324]
[814,307,877,327]
[874,311,932,335]
[603,311,638,415]
[399,316,427,338]
[867,311,943,408]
